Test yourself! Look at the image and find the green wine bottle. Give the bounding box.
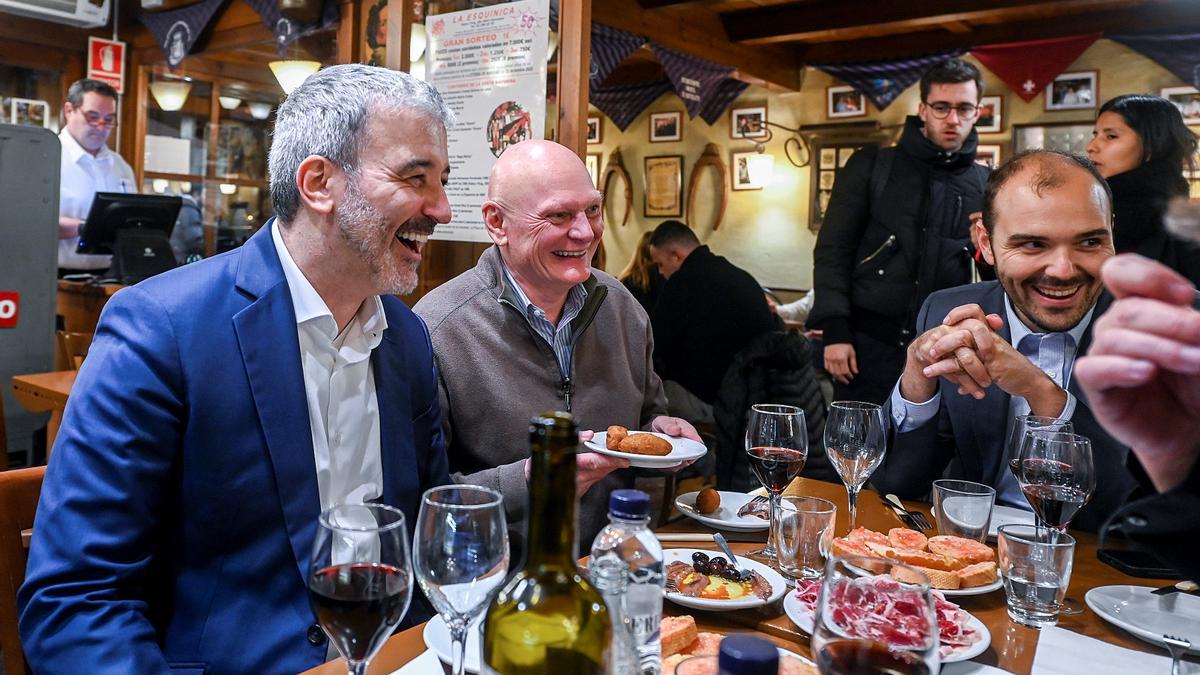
[483,412,611,674]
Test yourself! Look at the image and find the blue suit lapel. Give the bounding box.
[231,222,320,589]
[374,333,407,509]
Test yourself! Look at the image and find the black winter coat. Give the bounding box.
[809,116,989,348]
[1108,162,1200,287]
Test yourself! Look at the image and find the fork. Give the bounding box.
[1164,634,1190,675]
[749,494,768,505]
[883,493,932,531]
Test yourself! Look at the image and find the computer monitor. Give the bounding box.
[77,192,182,255]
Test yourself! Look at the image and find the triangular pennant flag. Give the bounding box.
[814,49,967,111]
[699,78,750,125]
[590,22,646,87]
[242,0,339,52]
[590,79,673,131]
[1110,33,1200,89]
[139,0,227,68]
[972,34,1100,103]
[649,42,735,119]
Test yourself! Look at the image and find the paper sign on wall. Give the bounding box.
[0,291,19,329]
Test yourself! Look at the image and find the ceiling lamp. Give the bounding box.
[218,96,242,110]
[410,23,427,61]
[248,102,274,120]
[270,60,321,95]
[152,179,169,193]
[149,80,192,111]
[219,183,238,195]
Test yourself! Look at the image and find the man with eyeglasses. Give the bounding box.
[57,78,136,276]
[809,58,991,405]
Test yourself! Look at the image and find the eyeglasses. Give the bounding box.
[80,110,118,128]
[924,102,979,120]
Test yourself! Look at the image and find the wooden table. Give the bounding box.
[304,478,1183,675]
[56,279,122,336]
[11,370,76,454]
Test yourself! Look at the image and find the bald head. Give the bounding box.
[488,139,595,206]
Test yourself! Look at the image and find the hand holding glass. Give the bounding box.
[825,401,887,529]
[744,404,808,560]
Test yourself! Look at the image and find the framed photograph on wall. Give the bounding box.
[1161,86,1200,126]
[731,151,763,191]
[1013,122,1094,154]
[827,85,866,119]
[644,155,683,216]
[1046,71,1098,111]
[649,111,682,142]
[975,144,1002,169]
[586,153,600,188]
[976,95,1003,133]
[11,98,49,128]
[586,116,602,144]
[819,148,837,169]
[730,106,768,139]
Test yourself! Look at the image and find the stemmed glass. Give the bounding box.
[824,401,887,530]
[308,503,413,675]
[414,486,509,675]
[744,404,808,561]
[1005,415,1073,481]
[811,555,939,675]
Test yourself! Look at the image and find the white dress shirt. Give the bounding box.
[271,221,386,511]
[57,128,136,269]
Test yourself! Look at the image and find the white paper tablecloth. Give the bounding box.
[1033,625,1199,674]
[388,648,444,675]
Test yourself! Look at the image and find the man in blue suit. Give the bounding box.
[877,150,1138,532]
[19,65,453,673]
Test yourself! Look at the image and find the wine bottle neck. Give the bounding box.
[527,432,578,566]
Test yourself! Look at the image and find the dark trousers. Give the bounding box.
[830,331,907,405]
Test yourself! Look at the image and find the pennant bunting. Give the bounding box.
[138,0,227,69]
[1109,33,1200,89]
[590,79,673,131]
[242,0,340,53]
[698,78,750,125]
[590,22,647,87]
[814,49,967,111]
[649,42,735,119]
[971,34,1100,103]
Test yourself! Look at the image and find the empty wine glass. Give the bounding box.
[824,401,887,530]
[744,404,808,561]
[308,503,413,675]
[414,486,509,675]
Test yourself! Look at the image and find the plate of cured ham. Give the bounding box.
[784,575,990,663]
[663,548,788,610]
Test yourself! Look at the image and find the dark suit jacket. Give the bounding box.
[874,281,1137,532]
[18,223,448,674]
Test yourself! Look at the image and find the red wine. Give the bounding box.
[817,639,931,675]
[746,446,806,493]
[1021,483,1087,528]
[309,562,410,662]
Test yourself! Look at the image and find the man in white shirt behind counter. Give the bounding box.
[57,78,136,275]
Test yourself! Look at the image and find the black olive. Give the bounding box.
[692,552,710,565]
[693,562,710,575]
[709,556,727,569]
[720,568,740,581]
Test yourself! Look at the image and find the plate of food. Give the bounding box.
[423,613,484,673]
[675,489,771,532]
[663,548,788,610]
[586,426,707,468]
[785,576,991,663]
[662,614,817,674]
[831,527,1002,597]
[1084,585,1200,654]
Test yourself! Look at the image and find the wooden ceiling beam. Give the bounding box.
[635,0,702,7]
[0,13,96,50]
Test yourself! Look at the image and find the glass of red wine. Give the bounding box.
[1005,415,1073,482]
[745,403,808,561]
[824,401,886,530]
[811,555,939,675]
[309,503,413,675]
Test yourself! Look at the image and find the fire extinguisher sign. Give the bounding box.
[0,291,19,328]
[88,37,127,95]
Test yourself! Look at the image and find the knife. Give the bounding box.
[880,495,916,528]
[1151,580,1200,596]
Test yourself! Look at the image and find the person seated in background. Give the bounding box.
[1075,250,1200,581]
[767,289,816,327]
[414,140,698,551]
[875,150,1137,532]
[648,220,778,426]
[19,65,453,673]
[618,229,665,316]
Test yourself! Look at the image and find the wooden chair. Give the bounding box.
[0,466,44,675]
[56,331,92,370]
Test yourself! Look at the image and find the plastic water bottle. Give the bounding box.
[717,635,778,674]
[589,489,665,675]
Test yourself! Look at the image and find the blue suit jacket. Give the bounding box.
[18,223,449,674]
[875,281,1137,533]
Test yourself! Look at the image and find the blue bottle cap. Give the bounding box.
[718,635,779,675]
[608,489,650,519]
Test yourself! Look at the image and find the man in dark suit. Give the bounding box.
[19,65,452,673]
[876,150,1137,532]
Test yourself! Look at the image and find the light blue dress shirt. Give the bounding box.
[500,261,588,381]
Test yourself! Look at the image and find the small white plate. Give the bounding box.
[674,491,770,532]
[1085,584,1200,654]
[587,430,707,468]
[783,587,991,663]
[422,614,484,673]
[663,548,788,610]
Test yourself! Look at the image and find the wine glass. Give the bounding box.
[811,555,939,675]
[744,404,808,561]
[414,486,509,675]
[308,503,413,675]
[824,401,887,530]
[1005,415,1073,482]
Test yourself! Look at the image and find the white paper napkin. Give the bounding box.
[942,662,1014,674]
[387,648,445,675]
[1033,626,1200,674]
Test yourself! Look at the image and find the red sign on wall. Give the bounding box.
[0,291,19,329]
[87,37,127,95]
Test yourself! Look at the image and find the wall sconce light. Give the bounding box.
[754,120,811,168]
[248,102,274,120]
[747,153,776,186]
[149,78,192,111]
[270,60,321,95]
[410,23,428,62]
[218,96,242,110]
[152,179,169,193]
[179,181,192,193]
[219,183,238,195]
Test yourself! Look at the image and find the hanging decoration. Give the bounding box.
[1109,33,1200,89]
[971,34,1100,103]
[138,0,226,69]
[686,143,728,232]
[814,49,967,111]
[649,42,736,119]
[243,0,339,53]
[590,79,674,132]
[590,22,647,87]
[698,78,750,125]
[601,148,634,227]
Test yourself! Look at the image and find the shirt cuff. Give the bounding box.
[1059,392,1077,421]
[890,382,941,432]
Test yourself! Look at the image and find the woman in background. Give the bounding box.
[618,230,664,316]
[1088,94,1200,284]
